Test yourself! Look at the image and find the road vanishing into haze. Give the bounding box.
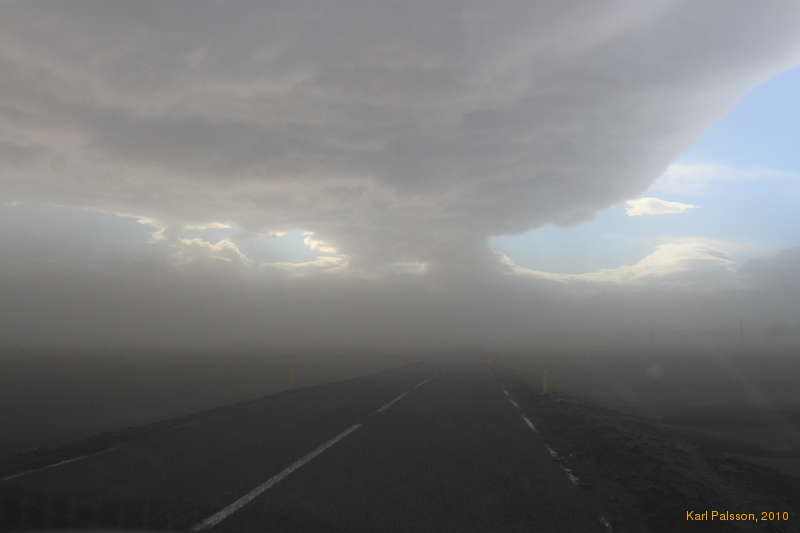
[1,357,608,532]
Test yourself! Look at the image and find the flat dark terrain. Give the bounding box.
[1,357,605,532]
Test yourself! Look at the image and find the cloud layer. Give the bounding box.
[2,1,800,274]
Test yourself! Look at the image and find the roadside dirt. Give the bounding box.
[508,386,800,533]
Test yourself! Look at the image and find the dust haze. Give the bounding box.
[1,4,799,519]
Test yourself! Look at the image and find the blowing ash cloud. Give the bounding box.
[1,205,798,350]
[1,1,799,348]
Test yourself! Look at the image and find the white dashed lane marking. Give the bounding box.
[192,374,435,530]
[376,392,409,413]
[377,376,433,413]
[190,424,362,532]
[414,377,433,389]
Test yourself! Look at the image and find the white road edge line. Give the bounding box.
[544,444,580,486]
[502,389,534,431]
[500,388,576,485]
[522,416,538,433]
[560,464,580,486]
[1,447,116,482]
[190,424,361,532]
[376,392,409,413]
[501,386,584,490]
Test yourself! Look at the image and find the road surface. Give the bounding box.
[1,357,607,532]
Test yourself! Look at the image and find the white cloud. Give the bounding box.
[174,238,251,266]
[625,197,696,216]
[506,239,741,290]
[184,222,232,230]
[303,232,339,255]
[262,255,348,277]
[260,231,348,276]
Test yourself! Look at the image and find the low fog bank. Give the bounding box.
[1,244,798,352]
[2,220,798,458]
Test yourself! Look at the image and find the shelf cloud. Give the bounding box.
[2,1,799,274]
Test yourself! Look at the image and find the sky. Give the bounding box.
[1,1,799,350]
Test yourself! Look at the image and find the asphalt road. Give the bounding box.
[1,357,607,532]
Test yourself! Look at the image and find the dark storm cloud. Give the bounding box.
[2,1,800,271]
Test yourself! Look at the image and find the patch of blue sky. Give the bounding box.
[237,230,318,264]
[492,65,800,274]
[679,65,800,171]
[491,207,652,274]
